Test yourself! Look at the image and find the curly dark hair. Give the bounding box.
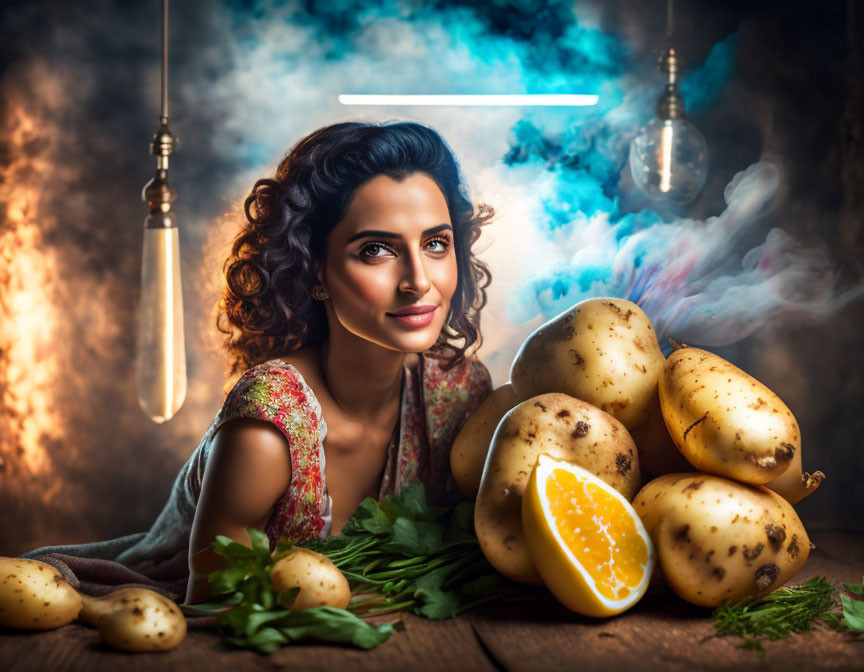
[216,120,495,379]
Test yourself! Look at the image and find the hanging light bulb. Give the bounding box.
[135,0,186,423]
[629,0,708,204]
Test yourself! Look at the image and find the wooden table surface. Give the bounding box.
[2,529,862,672]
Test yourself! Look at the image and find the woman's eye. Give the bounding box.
[426,238,450,253]
[360,243,391,259]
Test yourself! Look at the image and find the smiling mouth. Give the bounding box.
[386,305,438,316]
[386,306,438,327]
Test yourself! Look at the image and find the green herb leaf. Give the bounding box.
[341,498,394,536]
[208,564,254,595]
[381,518,445,555]
[461,573,503,598]
[235,606,395,650]
[179,592,244,617]
[379,480,447,522]
[842,578,864,596]
[245,626,289,654]
[248,527,272,565]
[450,500,475,534]
[414,588,464,619]
[211,535,256,560]
[841,592,864,632]
[412,565,452,592]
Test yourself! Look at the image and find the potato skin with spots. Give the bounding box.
[451,383,519,499]
[474,393,641,584]
[0,557,82,630]
[764,442,825,505]
[96,589,186,652]
[78,587,173,627]
[659,347,807,485]
[270,548,351,611]
[633,473,810,607]
[510,298,665,430]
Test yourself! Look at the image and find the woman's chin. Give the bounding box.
[387,328,442,353]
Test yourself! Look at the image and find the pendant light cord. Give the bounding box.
[161,0,169,124]
[666,0,674,39]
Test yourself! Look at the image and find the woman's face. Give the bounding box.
[321,172,458,353]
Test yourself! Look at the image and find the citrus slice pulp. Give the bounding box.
[522,453,655,617]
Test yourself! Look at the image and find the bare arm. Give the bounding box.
[184,418,292,605]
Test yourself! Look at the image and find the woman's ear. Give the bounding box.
[310,261,329,301]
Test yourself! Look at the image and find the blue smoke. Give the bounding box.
[198,2,855,372]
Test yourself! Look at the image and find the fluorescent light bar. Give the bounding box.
[338,94,599,107]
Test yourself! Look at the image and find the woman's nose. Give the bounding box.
[398,250,432,296]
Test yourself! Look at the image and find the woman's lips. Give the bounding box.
[387,306,437,328]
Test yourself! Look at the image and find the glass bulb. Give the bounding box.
[629,117,708,204]
[135,216,186,423]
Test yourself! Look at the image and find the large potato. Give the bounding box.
[510,298,665,430]
[634,473,810,607]
[270,548,351,610]
[450,383,519,499]
[0,557,82,630]
[475,393,640,584]
[96,589,186,652]
[659,347,818,486]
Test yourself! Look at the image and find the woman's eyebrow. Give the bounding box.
[346,223,453,244]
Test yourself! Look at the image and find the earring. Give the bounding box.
[311,286,329,301]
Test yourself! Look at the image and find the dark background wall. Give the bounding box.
[0,0,861,557]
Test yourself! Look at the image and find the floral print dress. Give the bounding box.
[189,350,492,549]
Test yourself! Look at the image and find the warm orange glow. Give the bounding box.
[0,106,65,477]
[0,62,237,555]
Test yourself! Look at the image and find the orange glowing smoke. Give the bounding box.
[0,60,251,555]
[0,103,65,481]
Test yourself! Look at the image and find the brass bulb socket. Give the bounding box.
[657,85,687,120]
[143,170,177,214]
[150,122,177,158]
[655,47,687,120]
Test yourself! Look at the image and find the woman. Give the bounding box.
[21,121,496,605]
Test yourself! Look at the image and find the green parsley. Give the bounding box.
[181,480,509,653]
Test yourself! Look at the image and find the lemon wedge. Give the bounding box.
[522,453,656,617]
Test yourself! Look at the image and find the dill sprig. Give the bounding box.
[712,576,857,657]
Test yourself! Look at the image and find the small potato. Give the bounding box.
[633,473,810,607]
[510,298,665,430]
[0,557,82,630]
[270,548,351,610]
[475,393,640,584]
[659,347,818,486]
[78,587,174,627]
[450,383,519,499]
[97,589,186,652]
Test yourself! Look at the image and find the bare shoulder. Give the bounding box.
[209,419,292,489]
[188,418,292,603]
